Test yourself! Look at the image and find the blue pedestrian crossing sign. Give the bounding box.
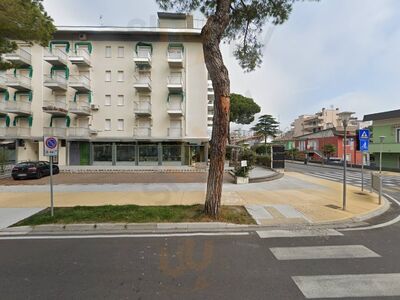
[359,129,370,140]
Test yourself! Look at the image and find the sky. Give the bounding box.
[42,0,400,131]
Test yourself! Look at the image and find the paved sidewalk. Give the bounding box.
[0,208,44,229]
[0,171,383,226]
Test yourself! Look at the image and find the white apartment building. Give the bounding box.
[0,12,214,166]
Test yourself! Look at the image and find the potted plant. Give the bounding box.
[234,148,256,184]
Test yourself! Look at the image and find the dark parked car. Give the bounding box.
[12,161,59,180]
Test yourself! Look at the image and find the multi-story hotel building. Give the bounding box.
[0,12,213,166]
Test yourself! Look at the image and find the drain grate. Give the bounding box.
[325,204,341,210]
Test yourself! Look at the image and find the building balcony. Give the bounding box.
[167,102,184,117]
[69,101,91,116]
[68,127,90,139]
[133,101,151,116]
[3,48,31,66]
[133,52,152,68]
[69,75,91,92]
[69,48,91,67]
[44,47,68,66]
[167,51,184,68]
[5,74,31,91]
[133,127,151,138]
[368,143,400,153]
[42,100,68,116]
[167,76,183,92]
[6,126,31,138]
[0,75,6,91]
[6,100,31,115]
[0,127,5,136]
[43,74,68,91]
[168,127,183,138]
[133,76,151,92]
[43,126,67,138]
[0,100,7,116]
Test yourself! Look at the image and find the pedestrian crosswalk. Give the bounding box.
[257,230,400,298]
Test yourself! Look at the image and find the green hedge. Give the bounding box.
[255,155,271,167]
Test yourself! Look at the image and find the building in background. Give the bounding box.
[364,109,400,169]
[0,12,211,166]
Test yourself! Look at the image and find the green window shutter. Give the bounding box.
[28,116,33,127]
[13,116,32,127]
[135,42,153,54]
[1,91,9,101]
[74,42,93,54]
[49,41,71,53]
[66,115,71,127]
[0,115,10,127]
[13,66,33,78]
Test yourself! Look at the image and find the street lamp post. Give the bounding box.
[338,112,354,211]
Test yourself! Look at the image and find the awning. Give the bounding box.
[50,65,70,79]
[13,66,33,78]
[74,91,92,103]
[167,92,184,102]
[49,41,71,53]
[13,91,33,101]
[74,42,93,54]
[0,115,10,127]
[168,43,184,52]
[13,116,33,127]
[0,90,9,101]
[135,42,153,54]
[50,115,71,127]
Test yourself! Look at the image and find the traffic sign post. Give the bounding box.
[359,129,370,192]
[43,136,58,217]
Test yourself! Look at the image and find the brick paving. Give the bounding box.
[0,172,234,186]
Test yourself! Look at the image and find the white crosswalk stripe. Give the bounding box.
[257,229,343,238]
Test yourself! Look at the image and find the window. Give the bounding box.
[105,95,111,106]
[117,70,124,82]
[118,46,124,58]
[117,119,124,131]
[105,71,111,82]
[105,119,111,131]
[117,95,124,106]
[397,128,400,143]
[105,46,112,58]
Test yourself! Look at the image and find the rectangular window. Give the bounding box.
[105,95,111,106]
[117,119,124,131]
[105,46,112,58]
[117,95,124,106]
[118,46,124,58]
[117,70,124,82]
[105,119,111,131]
[105,71,111,82]
[397,128,400,143]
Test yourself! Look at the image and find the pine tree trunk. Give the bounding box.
[202,0,231,218]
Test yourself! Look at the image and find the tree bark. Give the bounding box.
[202,0,231,218]
[227,121,231,145]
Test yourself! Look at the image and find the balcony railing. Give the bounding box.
[167,76,183,91]
[6,126,30,137]
[44,47,68,65]
[69,75,91,91]
[167,101,184,116]
[6,100,31,115]
[0,75,6,90]
[42,100,68,116]
[133,76,152,92]
[0,100,6,114]
[68,127,90,138]
[134,127,151,137]
[43,74,68,91]
[133,52,152,67]
[3,48,31,65]
[133,101,151,115]
[43,126,67,137]
[167,51,184,67]
[6,74,31,91]
[168,127,183,138]
[0,127,5,136]
[69,48,91,66]
[69,101,91,116]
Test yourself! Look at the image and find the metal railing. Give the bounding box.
[134,75,152,85]
[4,48,31,64]
[167,76,183,85]
[6,126,30,137]
[73,48,91,61]
[168,127,183,137]
[44,47,68,62]
[134,101,151,113]
[6,100,31,114]
[44,74,68,86]
[6,74,31,89]
[0,100,6,112]
[134,127,151,137]
[43,99,68,111]
[43,126,67,137]
[167,51,183,60]
[69,75,91,89]
[0,74,6,87]
[69,101,91,115]
[167,101,183,111]
[0,127,5,136]
[68,127,90,138]
[134,51,152,60]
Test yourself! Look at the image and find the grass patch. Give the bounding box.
[14,205,255,226]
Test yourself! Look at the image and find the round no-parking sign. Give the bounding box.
[44,136,59,156]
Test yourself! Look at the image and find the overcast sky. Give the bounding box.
[42,0,400,131]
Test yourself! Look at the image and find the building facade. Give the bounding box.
[364,109,400,169]
[0,13,213,166]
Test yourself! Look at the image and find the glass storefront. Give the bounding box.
[138,144,158,166]
[93,143,112,165]
[116,143,135,165]
[162,144,182,165]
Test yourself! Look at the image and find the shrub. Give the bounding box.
[252,144,270,155]
[255,155,271,167]
[234,148,256,177]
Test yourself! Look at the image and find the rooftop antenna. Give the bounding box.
[99,15,104,26]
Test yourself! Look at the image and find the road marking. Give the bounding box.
[292,273,400,299]
[270,245,380,260]
[0,232,249,240]
[257,229,343,239]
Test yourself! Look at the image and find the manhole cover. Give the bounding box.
[325,204,341,210]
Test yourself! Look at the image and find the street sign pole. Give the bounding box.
[50,155,54,217]
[361,152,364,192]
[358,129,370,193]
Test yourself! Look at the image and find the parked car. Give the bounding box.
[12,161,59,180]
[326,157,343,165]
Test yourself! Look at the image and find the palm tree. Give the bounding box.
[252,115,280,146]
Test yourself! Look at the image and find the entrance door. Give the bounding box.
[79,142,90,165]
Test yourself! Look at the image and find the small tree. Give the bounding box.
[323,144,336,159]
[229,93,260,144]
[0,0,55,70]
[252,115,279,147]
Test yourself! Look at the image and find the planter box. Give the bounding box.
[235,176,249,184]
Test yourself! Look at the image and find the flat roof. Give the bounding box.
[363,109,400,121]
[56,26,201,35]
[157,12,187,19]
